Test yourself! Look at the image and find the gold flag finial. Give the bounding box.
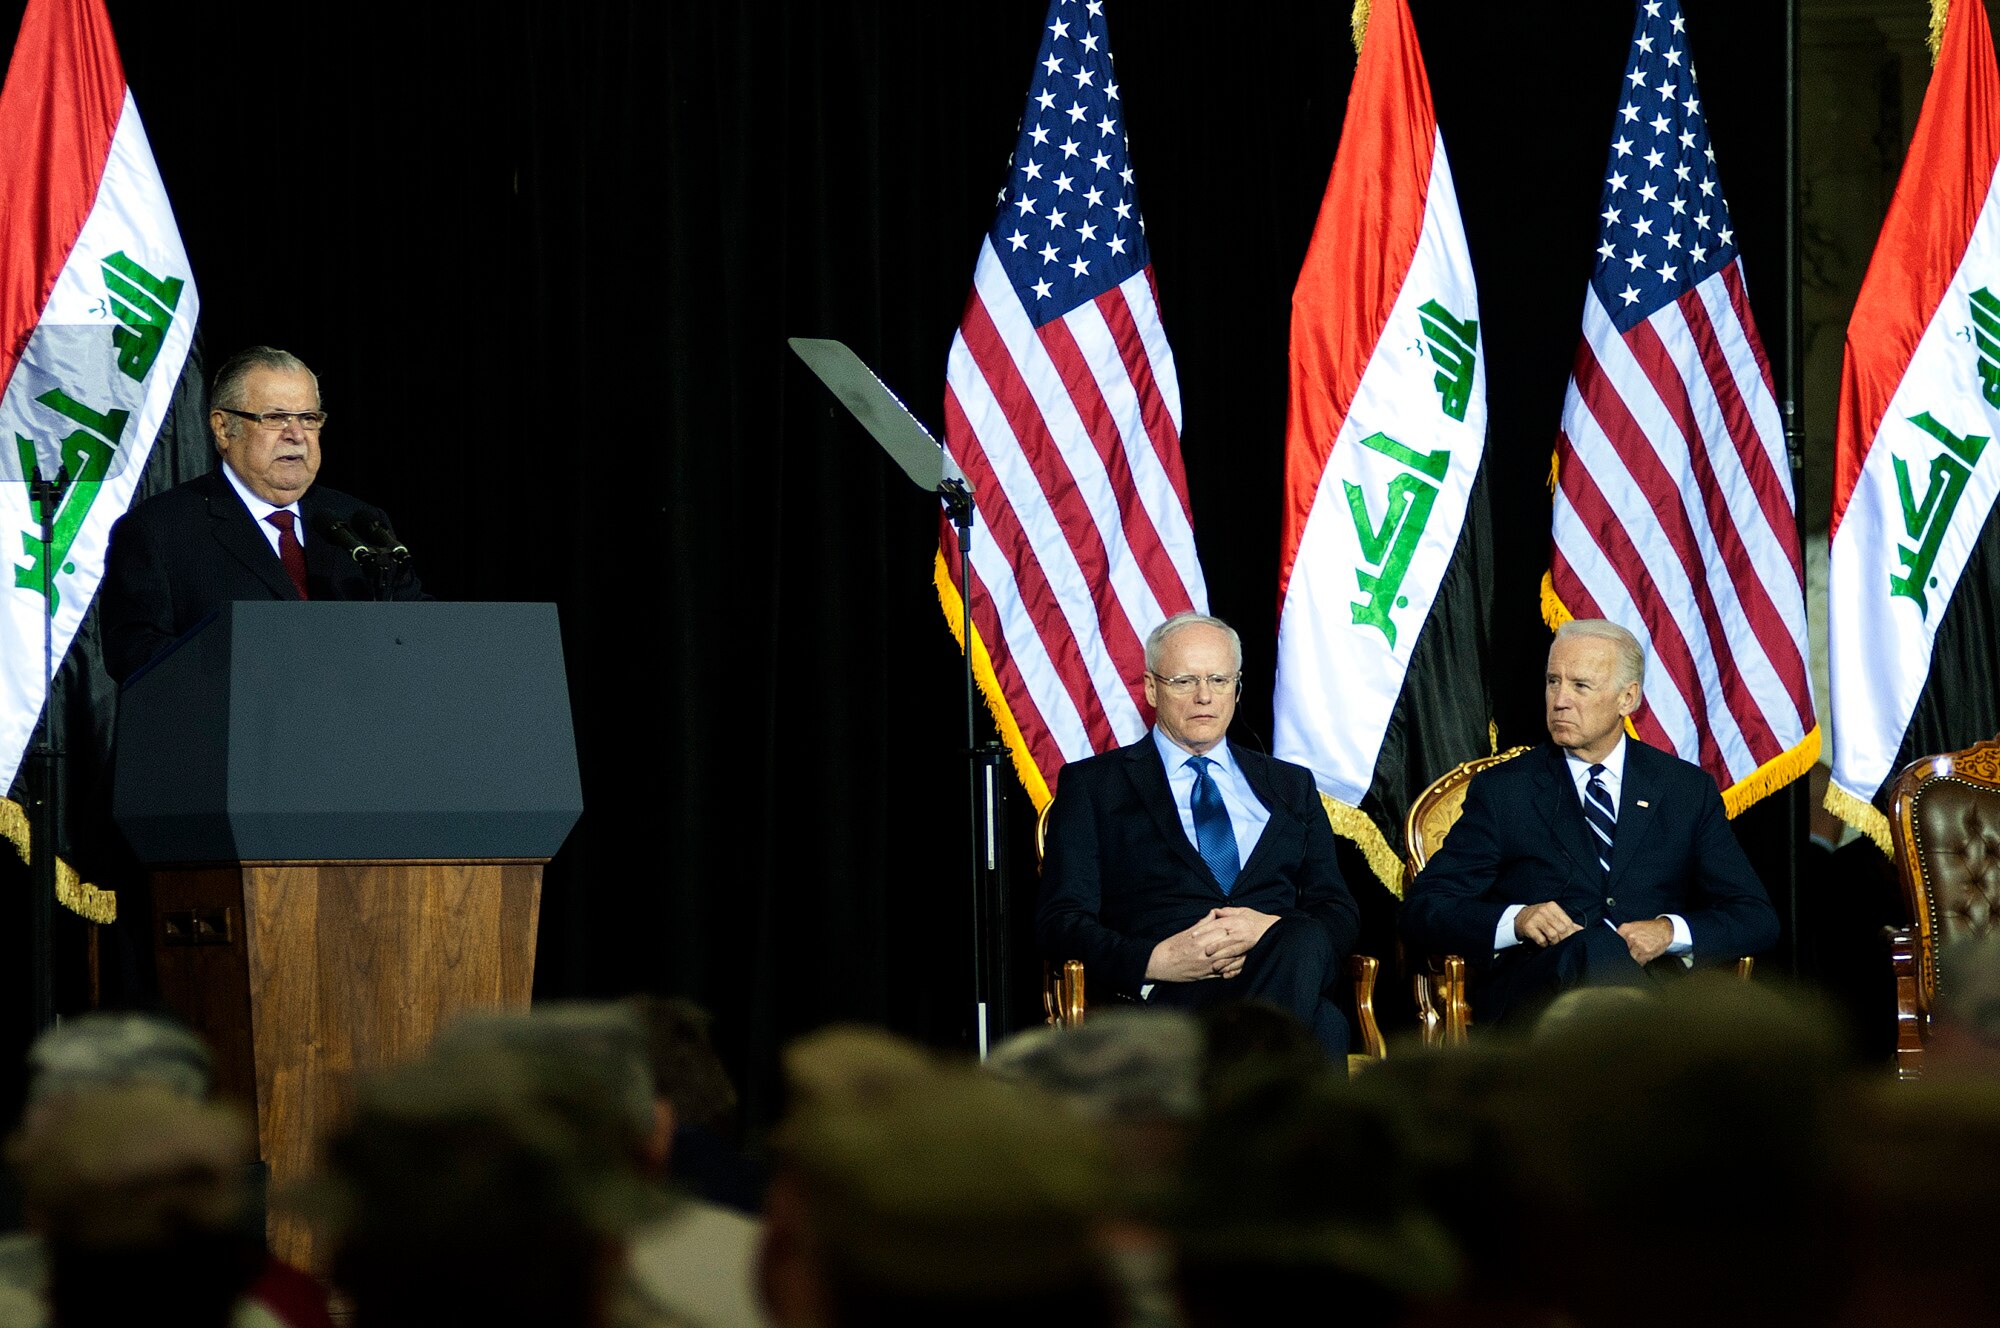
[1352,0,1371,56]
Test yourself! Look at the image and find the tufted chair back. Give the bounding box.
[1889,740,2000,1030]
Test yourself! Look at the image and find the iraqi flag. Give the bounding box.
[1272,0,1492,894]
[1827,0,2000,851]
[0,0,203,921]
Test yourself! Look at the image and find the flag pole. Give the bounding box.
[27,466,66,1033]
[1782,0,1804,979]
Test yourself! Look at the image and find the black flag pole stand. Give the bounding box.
[25,465,68,1035]
[1781,0,1804,980]
[788,337,1013,1057]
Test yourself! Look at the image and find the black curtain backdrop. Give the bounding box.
[1,0,1798,1125]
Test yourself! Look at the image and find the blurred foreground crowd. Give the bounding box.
[4,938,2000,1328]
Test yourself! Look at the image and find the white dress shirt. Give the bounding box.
[1493,735,1693,958]
[1152,727,1270,863]
[221,462,305,558]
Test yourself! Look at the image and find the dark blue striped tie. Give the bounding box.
[1186,755,1241,893]
[1583,762,1617,877]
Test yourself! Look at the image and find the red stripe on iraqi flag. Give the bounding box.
[0,0,128,393]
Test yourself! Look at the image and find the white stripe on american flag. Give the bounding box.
[945,245,1204,778]
[1549,475,1707,754]
[948,328,1140,736]
[1556,267,1810,789]
[1061,279,1200,586]
[965,246,1162,698]
[1561,342,1763,776]
[1589,288,1798,738]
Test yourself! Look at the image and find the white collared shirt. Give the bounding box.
[221,462,305,559]
[1494,734,1692,957]
[1151,727,1270,865]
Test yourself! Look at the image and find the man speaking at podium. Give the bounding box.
[100,346,425,683]
[1037,613,1361,1056]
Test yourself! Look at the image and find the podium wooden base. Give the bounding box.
[151,860,542,1269]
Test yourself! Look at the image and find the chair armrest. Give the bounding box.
[1047,958,1086,1028]
[1887,925,1925,1081]
[1413,953,1471,1048]
[1350,954,1386,1061]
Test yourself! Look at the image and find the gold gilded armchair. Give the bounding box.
[1035,804,1387,1065]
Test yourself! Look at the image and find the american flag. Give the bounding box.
[939,0,1206,809]
[1548,0,1816,810]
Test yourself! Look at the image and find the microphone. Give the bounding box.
[310,510,380,564]
[348,512,411,564]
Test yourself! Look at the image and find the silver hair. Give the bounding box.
[1554,617,1645,692]
[26,1012,213,1107]
[1144,611,1243,675]
[985,1008,1203,1123]
[431,1003,658,1158]
[210,345,319,412]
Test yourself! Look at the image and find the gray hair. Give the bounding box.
[431,1003,658,1161]
[1144,611,1243,675]
[210,345,319,412]
[26,1013,213,1107]
[985,1008,1203,1123]
[1554,617,1645,692]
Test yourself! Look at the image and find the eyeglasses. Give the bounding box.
[1149,671,1242,696]
[219,408,328,431]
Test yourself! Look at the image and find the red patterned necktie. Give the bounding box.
[265,510,309,600]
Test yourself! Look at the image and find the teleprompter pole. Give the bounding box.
[786,337,1017,1061]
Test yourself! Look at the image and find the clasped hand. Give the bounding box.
[1145,907,1279,983]
[1514,902,1675,964]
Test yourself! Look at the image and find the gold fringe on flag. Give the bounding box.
[933,550,1055,811]
[1930,0,1950,66]
[1719,727,1821,818]
[1320,792,1406,897]
[0,796,118,924]
[1546,449,1561,495]
[1825,781,1893,855]
[1539,569,1572,632]
[1351,0,1371,56]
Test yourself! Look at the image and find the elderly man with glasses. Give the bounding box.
[100,345,425,682]
[1036,612,1361,1056]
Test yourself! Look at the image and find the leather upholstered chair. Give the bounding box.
[1033,803,1387,1067]
[1403,746,1753,1047]
[1886,737,2000,1081]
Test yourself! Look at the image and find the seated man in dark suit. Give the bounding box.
[1036,613,1361,1056]
[99,346,424,683]
[1400,618,1779,1025]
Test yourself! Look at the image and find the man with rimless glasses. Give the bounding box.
[100,346,425,682]
[1037,612,1361,1056]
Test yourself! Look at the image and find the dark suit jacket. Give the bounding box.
[1400,739,1778,966]
[1036,735,1361,997]
[99,469,425,683]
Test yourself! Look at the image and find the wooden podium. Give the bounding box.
[113,602,583,1267]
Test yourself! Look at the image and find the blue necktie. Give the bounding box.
[1583,762,1617,878]
[1186,755,1241,893]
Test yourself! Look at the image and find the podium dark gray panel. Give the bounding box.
[114,602,584,863]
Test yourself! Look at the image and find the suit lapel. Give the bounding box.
[1121,738,1214,885]
[1606,738,1661,891]
[1533,743,1602,891]
[300,491,351,592]
[205,472,302,601]
[1232,748,1287,886]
